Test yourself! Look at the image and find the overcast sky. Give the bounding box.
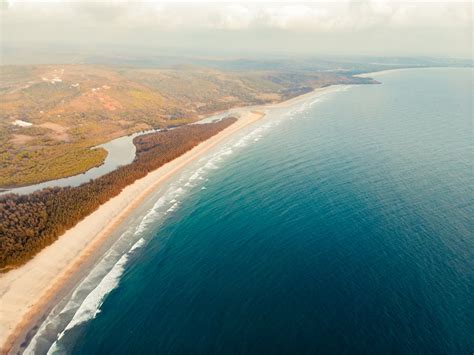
[1,0,472,59]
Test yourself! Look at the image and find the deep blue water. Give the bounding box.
[41,69,473,354]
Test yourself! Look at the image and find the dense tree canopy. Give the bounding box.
[0,118,236,269]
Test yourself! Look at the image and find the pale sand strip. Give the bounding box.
[355,67,441,78]
[0,85,340,352]
[355,69,402,78]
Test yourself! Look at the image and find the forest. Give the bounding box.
[0,118,236,270]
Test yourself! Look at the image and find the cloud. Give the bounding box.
[1,0,472,57]
[200,2,471,31]
[3,0,471,31]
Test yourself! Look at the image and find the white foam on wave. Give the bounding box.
[46,237,146,354]
[24,227,134,354]
[132,195,170,236]
[58,254,127,333]
[286,86,348,120]
[129,237,146,252]
[189,171,201,181]
[166,202,179,213]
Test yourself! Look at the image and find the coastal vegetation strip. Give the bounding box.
[0,144,108,187]
[0,118,237,270]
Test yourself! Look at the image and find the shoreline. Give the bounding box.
[356,66,471,78]
[355,68,414,78]
[0,85,341,353]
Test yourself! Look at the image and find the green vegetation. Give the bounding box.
[0,146,107,187]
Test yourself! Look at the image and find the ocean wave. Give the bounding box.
[129,237,146,252]
[46,237,146,354]
[24,228,133,354]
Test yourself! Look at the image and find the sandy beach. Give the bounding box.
[355,67,447,79]
[0,86,341,353]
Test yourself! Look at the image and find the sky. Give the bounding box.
[1,0,472,59]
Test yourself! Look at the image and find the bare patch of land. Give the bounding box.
[39,122,70,141]
[10,134,34,145]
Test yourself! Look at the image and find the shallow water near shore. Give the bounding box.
[27,68,473,354]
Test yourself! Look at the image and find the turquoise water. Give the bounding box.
[32,68,473,354]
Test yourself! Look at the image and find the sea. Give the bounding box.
[25,68,473,354]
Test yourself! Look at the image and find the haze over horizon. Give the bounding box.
[1,0,472,62]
